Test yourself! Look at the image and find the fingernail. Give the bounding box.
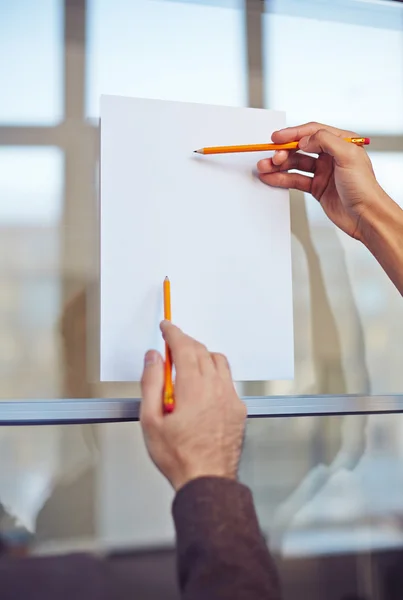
[299,136,310,149]
[144,350,159,367]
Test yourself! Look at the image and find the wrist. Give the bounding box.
[357,188,402,248]
[356,189,403,295]
[172,467,237,492]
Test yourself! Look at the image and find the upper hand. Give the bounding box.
[140,321,247,491]
[257,122,389,241]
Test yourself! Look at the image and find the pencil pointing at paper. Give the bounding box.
[194,137,370,155]
[163,276,175,414]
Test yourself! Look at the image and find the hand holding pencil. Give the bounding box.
[254,122,386,244]
[140,319,246,491]
[195,120,380,242]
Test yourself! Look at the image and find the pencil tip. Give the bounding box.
[194,149,203,154]
[164,276,169,281]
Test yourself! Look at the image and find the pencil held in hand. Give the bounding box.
[163,276,174,413]
[194,137,370,155]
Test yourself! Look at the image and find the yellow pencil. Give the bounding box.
[194,137,370,155]
[163,276,174,413]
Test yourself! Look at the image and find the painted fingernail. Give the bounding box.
[144,350,159,367]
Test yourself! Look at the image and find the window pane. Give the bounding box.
[0,147,63,226]
[86,0,247,118]
[369,152,403,210]
[263,0,403,133]
[0,147,63,399]
[0,0,63,125]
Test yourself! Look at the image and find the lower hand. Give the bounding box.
[257,122,390,241]
[140,321,247,491]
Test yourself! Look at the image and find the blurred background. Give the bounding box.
[1,0,403,598]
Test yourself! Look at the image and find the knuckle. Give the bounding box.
[196,342,209,355]
[215,352,229,366]
[316,128,327,138]
[307,121,323,132]
[212,352,234,380]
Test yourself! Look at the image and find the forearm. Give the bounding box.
[360,191,403,295]
[173,477,282,600]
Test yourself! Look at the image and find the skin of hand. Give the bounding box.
[140,321,247,492]
[256,122,391,241]
[257,121,403,295]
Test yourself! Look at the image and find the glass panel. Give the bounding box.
[242,413,403,598]
[289,152,403,396]
[0,148,63,399]
[263,0,403,133]
[86,0,247,118]
[0,415,402,600]
[0,147,63,226]
[0,424,96,550]
[0,0,63,125]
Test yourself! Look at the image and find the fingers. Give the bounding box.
[299,129,362,168]
[264,122,363,173]
[270,122,358,167]
[211,352,232,381]
[161,321,198,372]
[140,350,164,425]
[257,152,317,176]
[272,150,289,166]
[271,122,357,144]
[160,321,214,375]
[160,322,235,381]
[259,171,313,194]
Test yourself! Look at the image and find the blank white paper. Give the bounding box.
[100,95,294,382]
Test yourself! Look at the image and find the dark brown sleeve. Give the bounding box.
[172,477,282,600]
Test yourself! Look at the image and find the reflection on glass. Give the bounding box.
[263,0,403,133]
[0,423,96,552]
[297,152,403,395]
[242,414,403,565]
[86,0,247,117]
[0,0,63,125]
[0,415,401,600]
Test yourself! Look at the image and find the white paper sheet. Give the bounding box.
[100,95,293,382]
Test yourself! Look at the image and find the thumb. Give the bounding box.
[140,350,164,425]
[299,129,359,168]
